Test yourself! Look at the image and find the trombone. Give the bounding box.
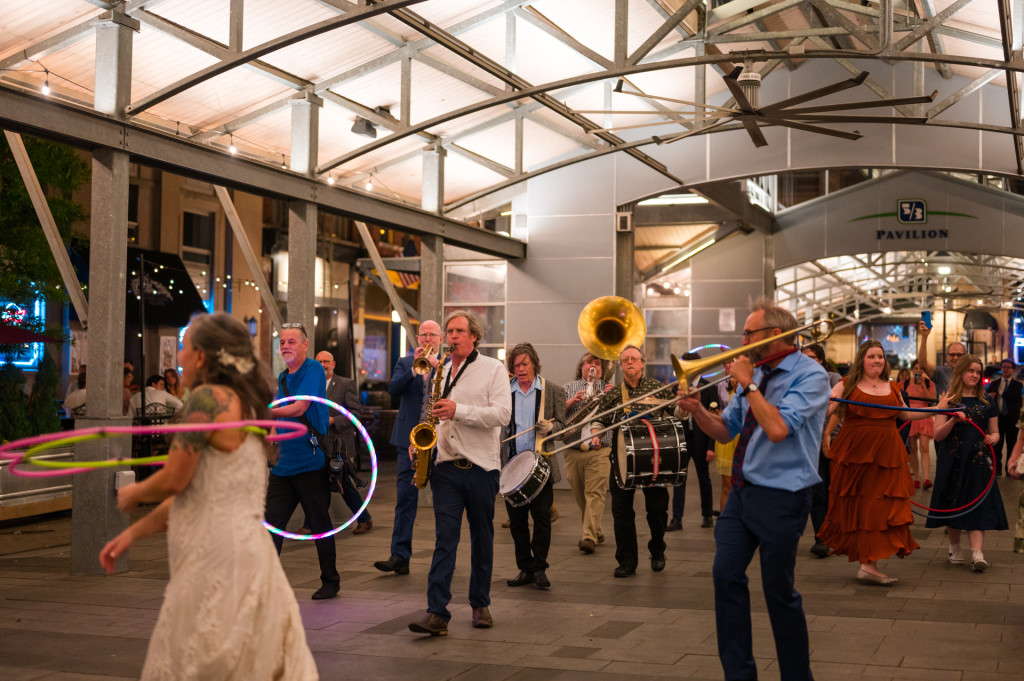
[544,297,834,455]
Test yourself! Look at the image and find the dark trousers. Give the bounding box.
[334,473,371,524]
[809,449,831,537]
[390,447,419,562]
[265,469,340,589]
[506,476,553,572]
[995,411,1020,472]
[713,483,814,681]
[609,467,668,569]
[672,448,713,520]
[426,461,500,622]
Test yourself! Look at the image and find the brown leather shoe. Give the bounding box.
[550,501,559,523]
[501,518,511,528]
[472,606,493,628]
[578,538,596,554]
[353,521,373,535]
[409,613,448,636]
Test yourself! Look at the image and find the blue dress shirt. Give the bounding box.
[512,376,541,455]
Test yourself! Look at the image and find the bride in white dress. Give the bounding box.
[100,313,318,681]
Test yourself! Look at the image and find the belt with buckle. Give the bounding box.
[451,457,473,470]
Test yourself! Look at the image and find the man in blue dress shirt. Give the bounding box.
[677,298,829,681]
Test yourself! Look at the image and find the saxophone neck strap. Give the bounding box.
[442,349,478,399]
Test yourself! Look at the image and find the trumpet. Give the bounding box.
[545,316,834,456]
[411,344,435,376]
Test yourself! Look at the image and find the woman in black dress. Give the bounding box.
[928,354,1006,571]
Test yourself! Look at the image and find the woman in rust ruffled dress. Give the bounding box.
[819,341,946,585]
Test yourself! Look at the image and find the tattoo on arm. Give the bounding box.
[174,385,230,455]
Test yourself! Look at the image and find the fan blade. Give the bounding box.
[612,89,738,114]
[781,114,929,125]
[723,66,757,114]
[783,91,938,114]
[654,118,730,145]
[773,119,862,141]
[759,71,869,113]
[738,117,768,147]
[590,117,725,134]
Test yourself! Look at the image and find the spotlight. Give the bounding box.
[351,117,377,139]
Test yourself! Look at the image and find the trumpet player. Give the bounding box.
[563,352,614,554]
[373,319,441,576]
[408,311,511,637]
[503,343,566,590]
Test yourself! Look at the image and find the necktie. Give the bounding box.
[731,368,779,489]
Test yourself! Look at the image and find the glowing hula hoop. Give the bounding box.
[263,395,377,541]
[0,421,309,478]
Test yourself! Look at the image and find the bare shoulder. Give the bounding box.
[181,384,244,423]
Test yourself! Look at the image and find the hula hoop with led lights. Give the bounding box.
[0,421,308,478]
[263,395,377,541]
[830,397,996,520]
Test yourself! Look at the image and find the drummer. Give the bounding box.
[502,343,566,590]
[593,344,677,578]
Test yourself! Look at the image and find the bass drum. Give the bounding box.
[499,452,551,507]
[613,418,688,489]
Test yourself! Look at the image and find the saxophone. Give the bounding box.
[410,345,453,489]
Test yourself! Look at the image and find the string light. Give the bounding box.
[365,179,373,191]
[228,134,237,154]
[327,176,336,185]
[281,154,287,169]
[41,68,50,96]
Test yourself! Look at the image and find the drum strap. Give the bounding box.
[639,418,660,481]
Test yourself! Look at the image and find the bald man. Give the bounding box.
[317,351,372,535]
[374,319,442,575]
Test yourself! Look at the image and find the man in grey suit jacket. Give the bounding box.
[373,319,442,574]
[502,343,566,590]
[317,351,372,535]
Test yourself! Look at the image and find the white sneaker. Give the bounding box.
[971,550,988,572]
[948,544,965,565]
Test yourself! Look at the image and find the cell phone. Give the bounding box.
[921,311,932,329]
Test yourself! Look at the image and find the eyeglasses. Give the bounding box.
[742,326,775,339]
[417,332,441,339]
[281,322,307,338]
[947,351,964,357]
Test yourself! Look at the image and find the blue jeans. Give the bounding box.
[390,448,419,562]
[426,461,499,622]
[713,484,813,681]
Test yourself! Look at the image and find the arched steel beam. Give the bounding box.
[126,0,427,115]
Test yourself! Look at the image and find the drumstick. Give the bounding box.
[502,425,537,443]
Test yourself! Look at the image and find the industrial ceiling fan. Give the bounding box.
[602,65,937,148]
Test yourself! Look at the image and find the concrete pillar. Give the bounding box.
[72,147,132,575]
[419,234,444,326]
[287,200,317,351]
[93,11,139,117]
[289,93,322,176]
[421,144,446,215]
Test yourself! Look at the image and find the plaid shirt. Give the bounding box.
[564,378,613,448]
[594,376,675,428]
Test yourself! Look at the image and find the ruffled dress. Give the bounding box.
[818,385,919,562]
[905,381,935,437]
[141,435,319,680]
[925,396,1007,531]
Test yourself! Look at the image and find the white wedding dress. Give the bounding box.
[141,435,318,680]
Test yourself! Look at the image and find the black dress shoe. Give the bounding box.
[651,555,666,572]
[666,518,683,532]
[506,570,535,587]
[534,569,551,589]
[312,584,339,600]
[373,555,410,574]
[701,515,714,528]
[810,540,830,559]
[613,564,636,578]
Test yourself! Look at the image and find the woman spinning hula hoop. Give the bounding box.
[927,353,1008,572]
[99,313,319,680]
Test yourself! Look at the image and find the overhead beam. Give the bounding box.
[0,87,524,259]
[689,181,775,234]
[354,220,417,351]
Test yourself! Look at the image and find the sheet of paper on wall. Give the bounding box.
[719,309,735,333]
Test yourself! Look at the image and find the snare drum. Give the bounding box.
[499,452,551,507]
[612,418,688,489]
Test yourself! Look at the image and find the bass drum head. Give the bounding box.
[614,427,629,488]
[499,451,540,495]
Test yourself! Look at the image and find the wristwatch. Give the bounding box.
[741,383,759,397]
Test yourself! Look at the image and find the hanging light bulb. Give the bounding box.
[41,70,50,96]
[280,154,287,169]
[228,135,237,154]
[327,176,336,185]
[365,179,373,191]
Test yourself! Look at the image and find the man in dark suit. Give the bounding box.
[986,358,1023,475]
[316,351,372,535]
[502,343,566,590]
[373,319,441,575]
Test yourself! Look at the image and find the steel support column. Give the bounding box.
[290,92,323,176]
[422,144,447,215]
[287,201,317,349]
[419,234,444,327]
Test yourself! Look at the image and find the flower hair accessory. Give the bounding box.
[217,348,254,374]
